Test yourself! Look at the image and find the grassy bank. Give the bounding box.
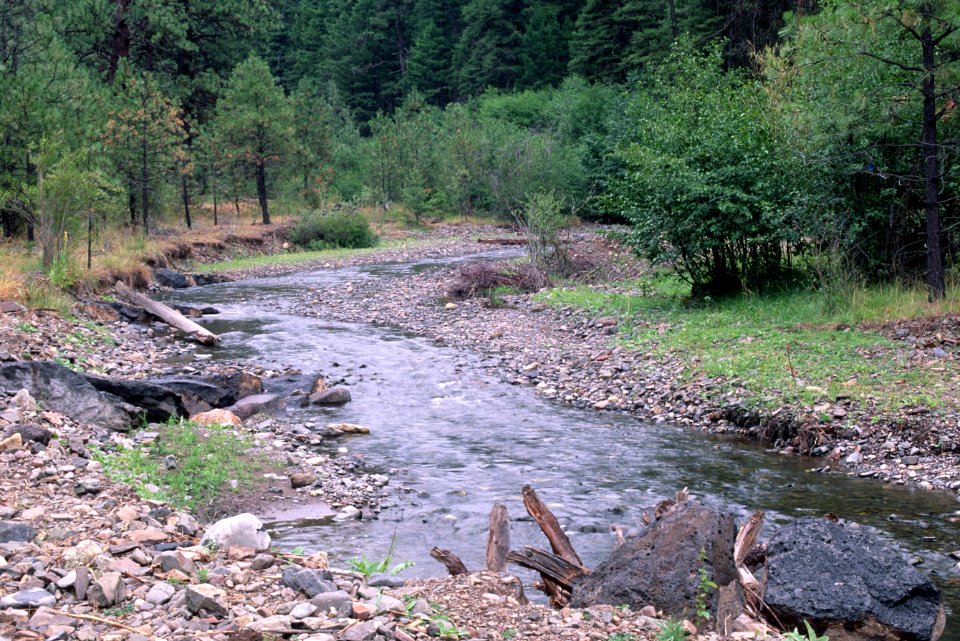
[540,274,960,414]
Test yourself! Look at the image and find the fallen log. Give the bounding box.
[430,547,469,576]
[115,281,220,346]
[486,503,510,572]
[521,485,582,567]
[477,238,527,245]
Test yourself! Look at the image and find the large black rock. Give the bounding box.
[149,370,263,415]
[0,362,135,431]
[83,375,188,423]
[763,518,945,641]
[571,500,738,621]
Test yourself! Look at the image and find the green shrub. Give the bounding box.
[291,209,378,250]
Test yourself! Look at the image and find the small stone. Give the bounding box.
[191,409,242,427]
[145,581,176,606]
[158,551,196,575]
[310,590,352,616]
[185,584,227,615]
[87,572,125,608]
[640,605,657,617]
[902,455,920,466]
[0,588,56,609]
[0,433,22,451]
[248,615,293,633]
[444,303,458,310]
[250,554,276,571]
[845,452,863,465]
[681,620,697,636]
[175,513,199,536]
[282,566,337,597]
[290,602,318,619]
[75,477,101,495]
[201,513,271,551]
[368,573,405,588]
[0,521,35,544]
[326,423,369,434]
[352,602,373,620]
[291,472,317,489]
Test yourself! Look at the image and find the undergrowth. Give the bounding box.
[94,418,264,510]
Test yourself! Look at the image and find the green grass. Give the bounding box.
[93,418,264,510]
[191,237,429,273]
[539,274,960,412]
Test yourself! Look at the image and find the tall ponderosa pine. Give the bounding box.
[213,55,293,225]
[102,66,186,234]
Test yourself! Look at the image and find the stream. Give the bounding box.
[167,251,960,636]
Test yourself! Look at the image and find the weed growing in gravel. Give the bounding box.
[16,322,37,333]
[783,621,828,641]
[347,531,415,577]
[694,548,717,623]
[654,619,687,641]
[102,603,135,617]
[608,633,639,641]
[94,418,263,510]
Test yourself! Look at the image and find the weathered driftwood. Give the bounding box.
[477,238,527,245]
[734,511,765,617]
[506,546,590,606]
[430,547,469,576]
[486,503,510,572]
[521,485,582,567]
[115,281,220,346]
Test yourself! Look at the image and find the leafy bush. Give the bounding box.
[291,209,378,250]
[609,41,803,296]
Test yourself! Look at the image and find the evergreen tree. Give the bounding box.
[518,2,574,89]
[454,0,524,97]
[212,55,293,224]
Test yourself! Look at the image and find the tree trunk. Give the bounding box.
[107,0,131,84]
[212,168,219,226]
[486,503,510,573]
[181,171,192,229]
[521,486,583,567]
[921,14,945,300]
[430,547,468,576]
[668,0,678,40]
[256,162,270,224]
[141,129,150,235]
[1,208,13,238]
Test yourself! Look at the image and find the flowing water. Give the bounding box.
[168,253,960,636]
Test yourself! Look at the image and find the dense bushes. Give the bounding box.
[291,209,379,250]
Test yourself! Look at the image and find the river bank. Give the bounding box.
[287,232,960,499]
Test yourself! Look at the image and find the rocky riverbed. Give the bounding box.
[289,234,960,499]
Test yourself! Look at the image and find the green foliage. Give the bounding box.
[346,553,414,578]
[94,418,263,510]
[783,621,829,641]
[611,41,803,295]
[654,619,687,641]
[291,209,378,250]
[196,568,210,583]
[694,548,717,623]
[608,634,638,641]
[16,322,38,334]
[518,191,573,273]
[212,55,293,224]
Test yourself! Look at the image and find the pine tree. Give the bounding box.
[453,0,524,97]
[212,55,293,225]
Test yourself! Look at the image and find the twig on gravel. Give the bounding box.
[61,612,158,639]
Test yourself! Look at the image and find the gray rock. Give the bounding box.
[309,590,353,617]
[2,423,51,445]
[158,551,196,575]
[309,386,352,405]
[282,565,337,597]
[184,584,227,615]
[290,602,318,619]
[368,573,405,588]
[291,472,317,489]
[340,620,378,641]
[228,394,286,420]
[83,374,187,424]
[201,513,271,551]
[0,521,35,544]
[145,581,176,606]
[153,268,192,289]
[372,594,404,614]
[0,588,56,609]
[247,615,292,633]
[148,377,236,415]
[570,500,739,621]
[250,553,276,570]
[903,455,921,466]
[175,513,199,536]
[87,572,125,608]
[764,518,945,641]
[0,362,136,431]
[75,477,101,495]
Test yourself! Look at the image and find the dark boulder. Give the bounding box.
[83,375,187,423]
[107,301,156,324]
[763,518,945,641]
[309,386,352,406]
[2,423,52,445]
[0,521,35,544]
[147,377,229,415]
[229,394,285,420]
[152,268,193,289]
[282,566,337,597]
[150,370,263,414]
[570,500,738,621]
[0,362,135,431]
[191,273,232,287]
